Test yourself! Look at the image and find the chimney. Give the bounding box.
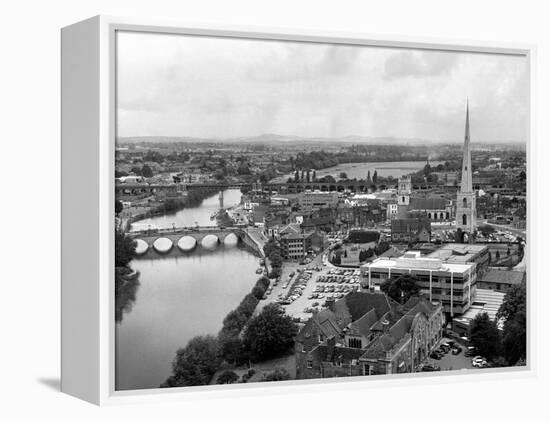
[326,336,336,361]
[381,316,390,333]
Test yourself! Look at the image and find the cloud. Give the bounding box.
[115,31,528,143]
[383,50,459,80]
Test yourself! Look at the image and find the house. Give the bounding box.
[279,230,325,260]
[477,268,525,293]
[391,218,431,243]
[295,291,444,379]
[408,197,454,221]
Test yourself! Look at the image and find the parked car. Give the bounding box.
[472,356,487,367]
[430,351,442,360]
[421,364,441,372]
[452,347,462,355]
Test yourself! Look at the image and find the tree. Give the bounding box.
[263,238,280,257]
[161,335,221,387]
[367,170,371,182]
[252,284,267,300]
[497,282,527,365]
[141,164,153,178]
[115,199,123,215]
[478,224,496,236]
[269,252,283,268]
[339,172,348,179]
[469,312,501,360]
[374,241,390,256]
[262,369,291,382]
[501,311,526,365]
[216,370,239,384]
[243,304,298,361]
[380,274,420,303]
[115,228,136,268]
[495,250,501,261]
[372,170,378,183]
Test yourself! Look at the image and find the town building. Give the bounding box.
[408,197,454,221]
[391,218,431,243]
[452,288,506,336]
[298,191,340,211]
[279,230,325,260]
[295,291,444,379]
[361,250,477,317]
[426,243,490,278]
[477,268,525,293]
[456,102,477,237]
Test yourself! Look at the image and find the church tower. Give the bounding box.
[456,101,477,236]
[396,176,412,218]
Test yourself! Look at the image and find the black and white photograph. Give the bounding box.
[113,30,528,391]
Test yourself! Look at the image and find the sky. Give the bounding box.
[116,31,529,143]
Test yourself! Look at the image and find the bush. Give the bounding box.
[216,370,239,384]
[262,369,291,382]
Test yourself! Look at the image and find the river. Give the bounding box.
[272,160,444,183]
[116,189,259,391]
[130,188,243,231]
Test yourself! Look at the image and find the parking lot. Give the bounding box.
[255,254,362,321]
[424,340,478,372]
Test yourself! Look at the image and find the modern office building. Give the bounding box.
[361,251,477,317]
[298,191,340,211]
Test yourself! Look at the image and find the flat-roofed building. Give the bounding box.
[299,191,339,211]
[361,251,476,317]
[427,243,490,278]
[452,288,506,336]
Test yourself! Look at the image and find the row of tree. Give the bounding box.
[161,270,299,388]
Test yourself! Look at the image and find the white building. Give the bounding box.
[361,251,477,316]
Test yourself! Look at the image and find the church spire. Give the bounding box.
[461,100,472,193]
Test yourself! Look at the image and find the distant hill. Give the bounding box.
[117,133,435,145]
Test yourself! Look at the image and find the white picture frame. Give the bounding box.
[61,15,536,405]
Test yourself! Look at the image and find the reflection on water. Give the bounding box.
[115,244,259,391]
[115,268,141,323]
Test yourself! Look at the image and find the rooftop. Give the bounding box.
[364,253,474,273]
[480,269,525,285]
[427,243,488,264]
[453,288,506,329]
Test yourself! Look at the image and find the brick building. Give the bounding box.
[391,218,431,243]
[295,291,444,379]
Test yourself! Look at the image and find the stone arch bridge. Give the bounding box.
[128,226,264,256]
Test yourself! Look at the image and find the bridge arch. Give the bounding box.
[201,234,220,249]
[135,239,149,255]
[177,236,197,252]
[153,237,173,253]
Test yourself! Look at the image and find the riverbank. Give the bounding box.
[125,187,223,229]
[271,160,444,183]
